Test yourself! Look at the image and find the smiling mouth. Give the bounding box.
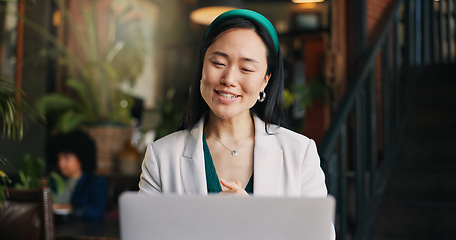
[216,90,240,99]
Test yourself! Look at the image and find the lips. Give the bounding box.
[215,90,240,99]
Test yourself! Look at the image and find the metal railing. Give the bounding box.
[319,0,455,239]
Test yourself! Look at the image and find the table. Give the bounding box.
[54,215,120,240]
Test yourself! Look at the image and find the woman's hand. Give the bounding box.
[219,178,249,196]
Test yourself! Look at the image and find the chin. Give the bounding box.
[209,105,252,120]
[212,109,249,121]
[209,109,231,119]
[213,113,234,120]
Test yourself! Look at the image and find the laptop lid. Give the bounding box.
[119,192,335,240]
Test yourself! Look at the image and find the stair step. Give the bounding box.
[373,66,456,240]
[373,200,456,240]
[406,114,456,131]
[386,167,456,203]
[399,128,456,166]
[400,145,456,166]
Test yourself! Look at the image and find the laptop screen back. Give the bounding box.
[119,192,335,240]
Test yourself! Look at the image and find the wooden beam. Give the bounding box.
[14,0,25,102]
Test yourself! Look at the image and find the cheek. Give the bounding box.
[244,77,266,94]
[74,162,82,172]
[200,72,207,91]
[200,67,216,98]
[201,70,206,82]
[58,160,70,175]
[58,156,66,167]
[200,76,208,97]
[58,160,65,169]
[69,157,81,169]
[201,64,217,84]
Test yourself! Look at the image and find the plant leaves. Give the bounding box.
[56,110,86,133]
[36,93,78,114]
[48,171,66,194]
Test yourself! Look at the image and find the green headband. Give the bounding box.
[205,9,280,54]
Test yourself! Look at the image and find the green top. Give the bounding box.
[203,134,254,194]
[53,177,79,204]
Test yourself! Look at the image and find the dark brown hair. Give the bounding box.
[178,17,288,131]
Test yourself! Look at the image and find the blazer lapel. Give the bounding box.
[180,118,208,195]
[178,115,284,196]
[252,116,284,196]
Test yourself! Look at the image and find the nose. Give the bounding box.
[220,66,238,87]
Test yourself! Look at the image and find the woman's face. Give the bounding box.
[58,152,83,178]
[200,28,270,120]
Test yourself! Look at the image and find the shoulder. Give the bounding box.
[258,124,319,168]
[271,125,315,155]
[148,118,205,157]
[152,129,190,148]
[145,126,202,162]
[253,114,311,144]
[147,129,191,157]
[262,122,313,148]
[74,173,107,196]
[272,125,311,143]
[254,115,314,152]
[80,173,107,186]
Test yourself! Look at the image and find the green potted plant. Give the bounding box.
[0,79,37,203]
[0,79,34,140]
[284,78,327,131]
[32,1,147,174]
[36,0,145,132]
[0,159,11,204]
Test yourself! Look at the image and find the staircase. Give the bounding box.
[372,65,456,239]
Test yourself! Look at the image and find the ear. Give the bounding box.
[262,73,271,90]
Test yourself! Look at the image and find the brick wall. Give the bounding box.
[367,0,396,152]
[367,0,394,36]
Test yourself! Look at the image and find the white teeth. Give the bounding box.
[218,92,236,98]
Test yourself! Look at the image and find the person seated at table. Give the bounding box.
[47,130,107,221]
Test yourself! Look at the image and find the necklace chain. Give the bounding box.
[210,131,254,157]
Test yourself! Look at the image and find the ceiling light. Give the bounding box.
[190,0,244,26]
[292,0,325,3]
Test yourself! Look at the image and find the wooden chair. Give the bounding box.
[0,185,55,240]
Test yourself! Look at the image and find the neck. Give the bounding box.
[205,111,255,141]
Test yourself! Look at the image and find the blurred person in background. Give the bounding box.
[47,130,107,221]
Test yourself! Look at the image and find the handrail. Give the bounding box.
[316,0,441,239]
[319,0,403,156]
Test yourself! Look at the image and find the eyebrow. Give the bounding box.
[211,51,260,63]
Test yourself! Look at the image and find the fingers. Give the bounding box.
[220,178,242,189]
[219,178,249,196]
[218,188,249,196]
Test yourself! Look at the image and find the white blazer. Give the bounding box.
[139,115,328,197]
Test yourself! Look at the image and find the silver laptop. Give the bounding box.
[119,192,335,240]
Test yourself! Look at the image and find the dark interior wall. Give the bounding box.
[0,0,51,174]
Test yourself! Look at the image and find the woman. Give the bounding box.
[48,130,107,221]
[139,9,327,198]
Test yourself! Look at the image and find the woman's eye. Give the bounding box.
[241,68,254,73]
[212,61,225,67]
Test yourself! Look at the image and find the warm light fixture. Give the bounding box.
[190,0,244,25]
[297,2,317,9]
[292,0,325,3]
